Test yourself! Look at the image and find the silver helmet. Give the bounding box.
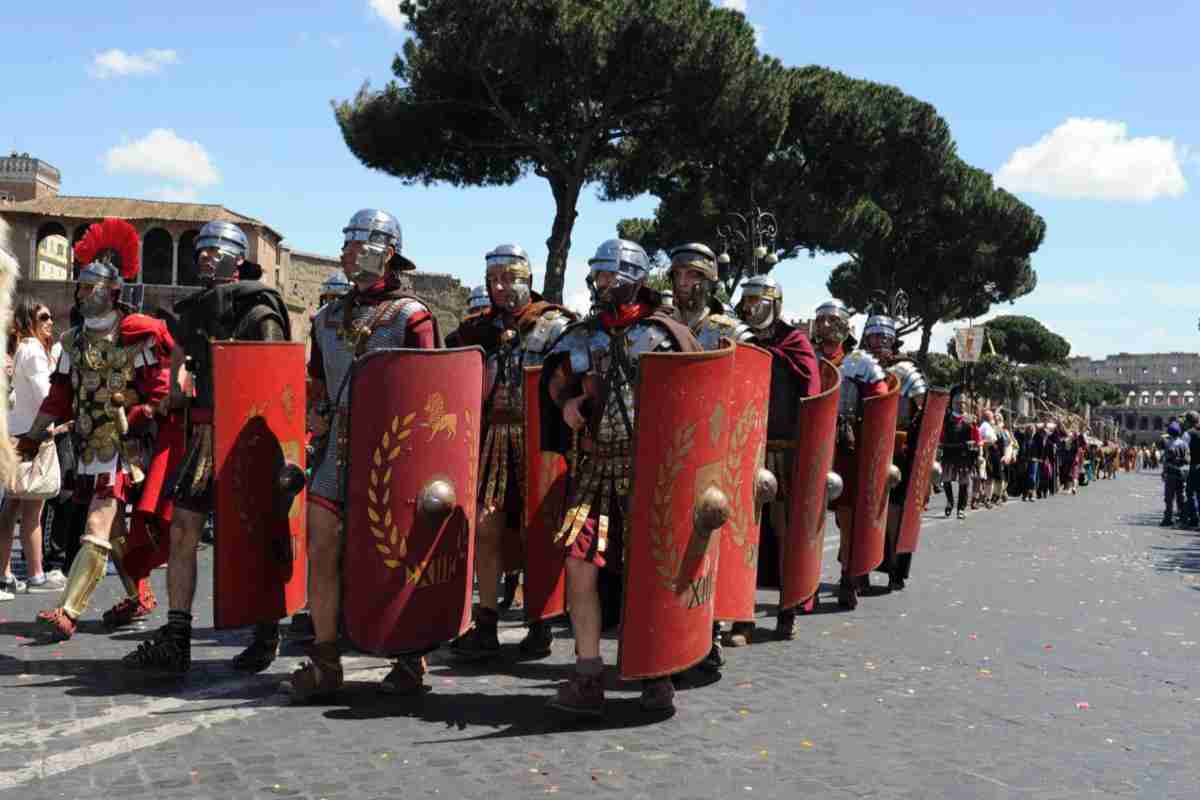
[484,243,532,311]
[587,239,650,308]
[668,242,719,319]
[319,270,353,305]
[736,275,783,331]
[812,298,852,348]
[341,208,403,285]
[862,314,899,358]
[468,285,492,313]
[194,221,248,285]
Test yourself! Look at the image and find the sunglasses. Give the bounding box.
[36,312,52,322]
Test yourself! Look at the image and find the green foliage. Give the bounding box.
[1020,364,1079,409]
[334,0,771,302]
[969,353,1024,404]
[983,315,1070,365]
[827,158,1044,358]
[1075,378,1123,408]
[921,352,960,390]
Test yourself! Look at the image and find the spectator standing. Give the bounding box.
[1161,422,1188,526]
[1,296,66,599]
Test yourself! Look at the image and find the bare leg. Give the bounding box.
[307,501,342,645]
[167,508,206,612]
[565,557,601,659]
[474,506,503,612]
[0,500,18,580]
[19,499,47,579]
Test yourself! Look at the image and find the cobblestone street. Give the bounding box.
[1,471,1196,799]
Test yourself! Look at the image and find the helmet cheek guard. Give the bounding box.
[588,239,649,310]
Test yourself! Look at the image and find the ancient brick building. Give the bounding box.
[1067,352,1200,443]
[0,154,468,340]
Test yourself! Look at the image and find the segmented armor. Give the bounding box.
[837,350,887,420]
[888,359,928,428]
[477,307,571,510]
[550,318,675,549]
[309,295,431,504]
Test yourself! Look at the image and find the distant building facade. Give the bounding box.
[1067,352,1200,443]
[0,154,468,340]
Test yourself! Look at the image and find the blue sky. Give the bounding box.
[3,1,1197,358]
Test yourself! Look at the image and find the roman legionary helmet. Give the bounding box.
[812,298,852,347]
[587,238,650,308]
[342,208,408,284]
[318,270,353,306]
[467,285,492,313]
[668,243,719,282]
[735,274,783,331]
[73,218,140,319]
[194,220,248,285]
[484,243,533,311]
[862,313,899,357]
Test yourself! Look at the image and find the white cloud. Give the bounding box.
[104,129,220,187]
[565,289,592,317]
[721,0,748,11]
[325,35,345,49]
[146,184,199,203]
[368,0,408,30]
[751,23,765,46]
[996,118,1188,202]
[90,48,178,79]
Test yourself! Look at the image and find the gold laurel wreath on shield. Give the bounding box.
[368,412,416,571]
[721,401,761,568]
[649,422,695,594]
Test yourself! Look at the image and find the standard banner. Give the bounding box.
[341,347,482,655]
[522,365,568,622]
[714,343,771,623]
[212,342,308,630]
[619,345,734,681]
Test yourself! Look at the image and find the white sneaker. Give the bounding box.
[0,577,26,595]
[0,588,14,602]
[26,572,67,593]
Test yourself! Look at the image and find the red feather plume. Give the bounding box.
[73,218,140,280]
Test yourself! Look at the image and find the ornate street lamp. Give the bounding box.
[715,207,779,296]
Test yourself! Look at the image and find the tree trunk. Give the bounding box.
[917,318,935,361]
[541,178,583,304]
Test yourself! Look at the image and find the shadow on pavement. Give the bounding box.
[322,681,671,740]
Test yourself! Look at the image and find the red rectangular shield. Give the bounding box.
[342,347,483,655]
[897,388,950,554]
[620,345,735,680]
[780,359,841,610]
[846,379,900,577]
[714,343,770,623]
[522,365,567,622]
[212,342,308,630]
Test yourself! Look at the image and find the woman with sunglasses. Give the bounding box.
[1,295,67,599]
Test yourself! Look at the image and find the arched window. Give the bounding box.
[1140,417,1149,430]
[1154,417,1164,431]
[142,227,173,285]
[1126,414,1137,429]
[177,229,201,286]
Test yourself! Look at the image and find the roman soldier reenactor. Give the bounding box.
[810,300,892,609]
[540,239,702,716]
[287,209,441,701]
[120,221,292,674]
[445,244,575,661]
[731,275,820,642]
[19,219,175,642]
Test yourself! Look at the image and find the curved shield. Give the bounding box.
[897,388,950,554]
[845,379,900,577]
[212,342,308,630]
[714,343,770,623]
[342,348,483,655]
[780,360,841,610]
[620,345,735,680]
[522,365,567,622]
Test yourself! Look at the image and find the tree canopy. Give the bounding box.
[982,315,1071,365]
[334,0,775,302]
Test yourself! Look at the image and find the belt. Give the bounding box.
[766,439,796,451]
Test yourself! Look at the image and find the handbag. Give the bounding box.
[7,438,62,500]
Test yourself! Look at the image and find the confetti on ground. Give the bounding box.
[1076,702,1089,710]
[978,669,992,677]
[968,633,978,640]
[738,708,750,716]
[800,740,814,749]
[838,672,848,679]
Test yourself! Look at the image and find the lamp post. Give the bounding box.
[715,207,779,297]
